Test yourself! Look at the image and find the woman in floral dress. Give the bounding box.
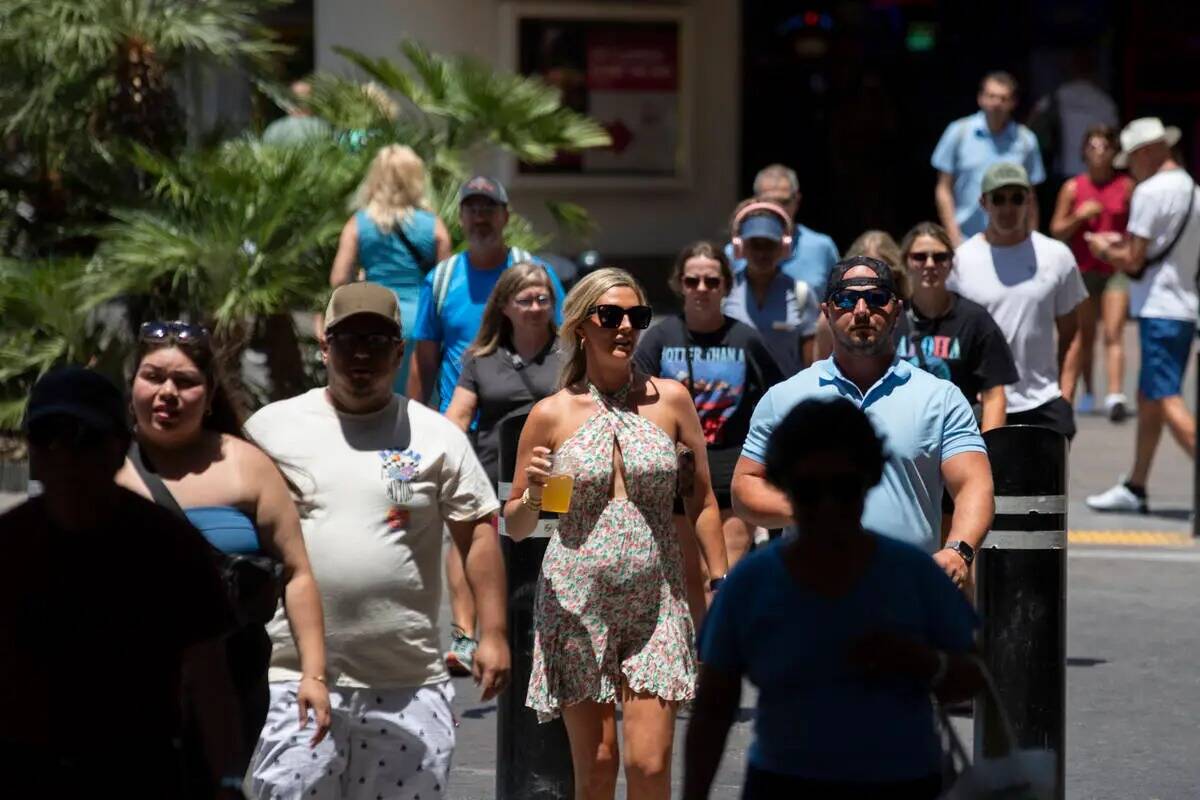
[505,268,730,799]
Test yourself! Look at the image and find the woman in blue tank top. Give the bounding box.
[117,321,331,799]
[330,144,451,391]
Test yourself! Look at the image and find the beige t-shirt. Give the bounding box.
[245,388,499,688]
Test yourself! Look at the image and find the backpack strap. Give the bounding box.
[1131,176,1197,281]
[127,442,187,519]
[432,253,460,319]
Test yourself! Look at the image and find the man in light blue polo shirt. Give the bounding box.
[725,164,840,300]
[732,256,994,586]
[933,71,1045,246]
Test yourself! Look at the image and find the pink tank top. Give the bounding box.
[1070,173,1133,275]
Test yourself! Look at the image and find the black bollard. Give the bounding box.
[975,425,1067,799]
[495,413,574,799]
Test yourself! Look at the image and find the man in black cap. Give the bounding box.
[0,367,233,797]
[732,257,994,587]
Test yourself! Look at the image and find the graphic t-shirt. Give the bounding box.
[1125,168,1200,321]
[410,249,566,411]
[635,315,783,453]
[246,389,499,688]
[950,232,1087,413]
[894,293,1019,404]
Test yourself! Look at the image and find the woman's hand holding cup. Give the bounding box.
[526,446,553,499]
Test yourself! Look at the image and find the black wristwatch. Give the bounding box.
[944,539,975,567]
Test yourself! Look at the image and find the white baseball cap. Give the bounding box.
[1113,117,1181,169]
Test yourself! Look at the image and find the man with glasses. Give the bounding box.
[952,162,1087,440]
[933,71,1046,246]
[407,176,565,411]
[0,368,233,797]
[245,283,509,800]
[732,257,993,587]
[725,164,841,301]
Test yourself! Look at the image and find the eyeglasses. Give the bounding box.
[513,293,551,309]
[462,200,502,215]
[989,190,1028,207]
[139,320,210,345]
[829,288,895,311]
[26,415,107,449]
[907,251,952,266]
[587,304,653,329]
[327,332,402,352]
[682,275,722,290]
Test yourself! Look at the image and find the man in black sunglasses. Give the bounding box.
[951,161,1087,442]
[732,257,994,589]
[0,368,234,795]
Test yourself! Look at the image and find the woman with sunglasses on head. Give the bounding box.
[505,268,729,800]
[116,321,331,798]
[441,263,564,676]
[1051,124,1134,420]
[685,398,982,800]
[330,144,452,391]
[897,222,1018,433]
[634,243,783,577]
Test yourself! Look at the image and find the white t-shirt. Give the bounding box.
[950,232,1087,413]
[1126,168,1200,321]
[245,388,499,689]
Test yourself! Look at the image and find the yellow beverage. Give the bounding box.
[542,473,575,514]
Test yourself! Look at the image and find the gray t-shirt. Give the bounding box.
[723,270,819,377]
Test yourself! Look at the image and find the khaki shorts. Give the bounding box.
[1082,270,1128,298]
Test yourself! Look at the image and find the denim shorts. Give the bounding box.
[1138,317,1196,400]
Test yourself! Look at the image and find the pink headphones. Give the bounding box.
[731,200,794,256]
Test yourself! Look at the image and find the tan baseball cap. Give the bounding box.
[324,282,402,334]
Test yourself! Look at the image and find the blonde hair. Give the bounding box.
[467,262,557,358]
[845,229,909,298]
[356,144,429,233]
[559,267,648,389]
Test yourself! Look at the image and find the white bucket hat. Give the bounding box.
[1113,117,1181,169]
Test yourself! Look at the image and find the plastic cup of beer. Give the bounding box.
[541,452,576,514]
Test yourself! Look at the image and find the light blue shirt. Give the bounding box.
[725,223,840,300]
[699,536,977,781]
[411,249,565,411]
[723,270,819,378]
[931,110,1046,238]
[741,356,986,552]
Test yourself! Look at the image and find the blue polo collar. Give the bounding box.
[817,354,913,403]
[970,110,1017,141]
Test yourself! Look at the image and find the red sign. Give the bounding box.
[586,30,678,92]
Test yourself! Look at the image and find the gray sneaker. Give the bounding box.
[446,625,477,677]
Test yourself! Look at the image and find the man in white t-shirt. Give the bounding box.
[950,162,1087,439]
[245,282,510,800]
[1084,118,1199,513]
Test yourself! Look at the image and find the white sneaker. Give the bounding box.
[1086,480,1147,513]
[1104,393,1130,423]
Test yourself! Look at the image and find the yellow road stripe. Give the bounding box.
[1068,530,1195,548]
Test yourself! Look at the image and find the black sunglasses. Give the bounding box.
[989,189,1028,207]
[139,320,210,345]
[587,304,653,330]
[908,251,952,266]
[829,288,895,311]
[682,275,723,290]
[327,331,402,352]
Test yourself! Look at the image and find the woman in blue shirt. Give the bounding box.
[683,397,983,799]
[330,144,452,391]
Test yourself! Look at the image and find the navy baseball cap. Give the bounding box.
[738,213,786,242]
[24,367,128,436]
[459,176,509,206]
[825,256,900,301]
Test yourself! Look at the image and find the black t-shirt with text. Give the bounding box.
[635,314,785,465]
[895,293,1019,403]
[0,489,233,759]
[458,343,565,485]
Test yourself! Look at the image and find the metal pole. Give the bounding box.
[975,425,1068,800]
[495,414,574,799]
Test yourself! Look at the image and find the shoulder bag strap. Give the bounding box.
[127,442,187,519]
[1131,177,1196,280]
[392,219,436,275]
[432,254,460,318]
